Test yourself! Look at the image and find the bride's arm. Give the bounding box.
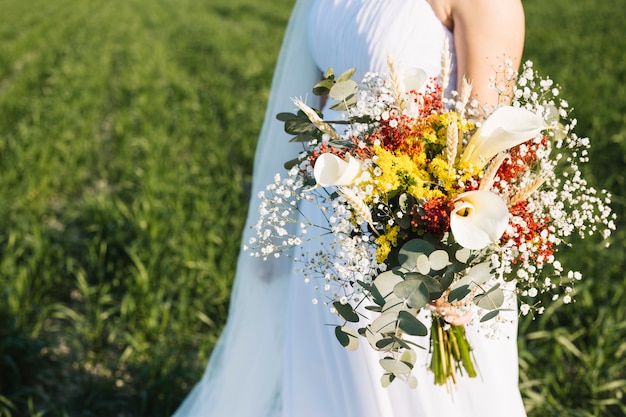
[428,0,525,108]
[453,0,525,107]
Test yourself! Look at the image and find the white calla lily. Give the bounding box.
[450,190,509,250]
[460,106,546,169]
[313,153,362,187]
[400,67,428,93]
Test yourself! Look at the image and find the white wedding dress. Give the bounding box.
[173,1,527,416]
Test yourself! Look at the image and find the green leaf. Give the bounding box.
[276,112,297,122]
[283,158,301,170]
[376,338,396,349]
[365,314,398,352]
[379,358,412,375]
[397,239,435,271]
[381,373,395,388]
[474,284,505,310]
[404,273,442,300]
[439,270,455,290]
[335,326,359,350]
[370,312,399,334]
[448,284,471,302]
[329,94,357,111]
[480,309,500,322]
[397,310,428,336]
[288,134,315,143]
[381,296,405,314]
[373,270,404,305]
[333,301,359,323]
[400,348,417,366]
[393,279,429,309]
[284,118,315,135]
[313,78,335,96]
[336,67,356,82]
[329,79,358,101]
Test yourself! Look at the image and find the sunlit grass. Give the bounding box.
[0,0,624,415]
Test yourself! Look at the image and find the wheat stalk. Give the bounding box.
[440,37,452,92]
[479,152,510,191]
[457,76,473,120]
[508,175,547,207]
[337,186,378,234]
[387,55,406,113]
[292,98,339,140]
[446,114,459,175]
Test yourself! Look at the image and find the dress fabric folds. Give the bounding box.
[173,1,527,416]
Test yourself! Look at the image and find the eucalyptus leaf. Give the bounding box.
[329,95,357,111]
[398,239,435,271]
[288,134,316,143]
[373,270,404,303]
[335,326,359,350]
[439,270,455,290]
[366,312,400,351]
[400,348,417,366]
[284,158,302,170]
[329,79,359,101]
[376,338,396,349]
[381,296,405,314]
[480,309,500,323]
[370,312,398,334]
[474,285,505,310]
[284,118,315,135]
[276,112,297,122]
[448,284,471,302]
[428,250,450,271]
[407,375,418,389]
[336,67,356,82]
[381,373,395,388]
[313,78,335,96]
[404,273,442,300]
[397,310,428,336]
[393,279,429,309]
[333,301,359,323]
[380,358,412,375]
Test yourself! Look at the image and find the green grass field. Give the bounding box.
[0,0,624,415]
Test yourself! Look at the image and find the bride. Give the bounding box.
[173,0,527,416]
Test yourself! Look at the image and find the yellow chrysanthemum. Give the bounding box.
[375,225,401,263]
[366,146,431,201]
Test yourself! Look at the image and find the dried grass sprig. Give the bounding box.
[457,77,473,120]
[508,174,548,207]
[292,98,339,140]
[337,186,378,234]
[387,55,407,113]
[479,153,510,191]
[446,115,459,175]
[440,37,452,93]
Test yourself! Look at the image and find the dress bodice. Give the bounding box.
[307,0,457,87]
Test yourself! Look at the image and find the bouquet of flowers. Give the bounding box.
[247,55,615,390]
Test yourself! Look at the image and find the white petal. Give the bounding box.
[461,106,546,168]
[400,67,428,93]
[336,154,362,185]
[313,153,362,186]
[450,190,509,250]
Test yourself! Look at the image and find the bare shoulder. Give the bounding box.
[425,0,453,29]
[451,0,524,29]
[426,0,524,31]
